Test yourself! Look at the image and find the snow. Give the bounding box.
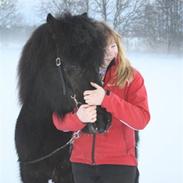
[0,44,22,182]
[0,42,183,183]
[127,51,183,183]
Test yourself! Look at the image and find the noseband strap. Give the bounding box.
[47,22,67,96]
[55,57,66,95]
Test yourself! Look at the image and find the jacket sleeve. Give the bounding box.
[52,112,86,132]
[101,70,150,130]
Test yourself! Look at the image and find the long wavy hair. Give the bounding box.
[96,22,133,88]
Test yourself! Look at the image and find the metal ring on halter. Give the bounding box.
[56,57,62,66]
[73,130,80,139]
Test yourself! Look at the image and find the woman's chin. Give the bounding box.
[103,59,112,66]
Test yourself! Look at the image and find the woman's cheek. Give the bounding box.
[114,47,118,57]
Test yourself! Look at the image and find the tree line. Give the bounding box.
[0,0,183,52]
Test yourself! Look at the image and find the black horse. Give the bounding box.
[15,13,111,183]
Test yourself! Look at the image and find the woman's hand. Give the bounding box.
[76,104,97,123]
[83,82,105,106]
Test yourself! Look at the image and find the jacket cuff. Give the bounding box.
[71,112,86,129]
[52,112,86,132]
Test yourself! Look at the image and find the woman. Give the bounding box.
[52,22,150,183]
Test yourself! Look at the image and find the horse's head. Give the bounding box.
[18,12,106,116]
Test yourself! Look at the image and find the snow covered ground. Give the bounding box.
[0,42,183,183]
[128,51,183,183]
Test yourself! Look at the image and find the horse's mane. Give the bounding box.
[17,13,106,114]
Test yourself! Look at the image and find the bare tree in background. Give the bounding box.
[113,0,146,35]
[39,0,145,37]
[91,0,146,36]
[37,0,183,52]
[39,0,90,18]
[137,2,159,48]
[141,0,183,52]
[156,0,183,51]
[90,0,112,21]
[0,0,18,28]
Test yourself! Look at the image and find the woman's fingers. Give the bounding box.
[83,90,93,96]
[84,97,93,105]
[87,106,97,122]
[76,104,97,123]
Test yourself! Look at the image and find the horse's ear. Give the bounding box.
[47,13,56,24]
[81,12,88,18]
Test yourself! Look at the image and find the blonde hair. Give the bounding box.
[96,22,133,88]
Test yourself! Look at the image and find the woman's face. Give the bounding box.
[102,38,118,68]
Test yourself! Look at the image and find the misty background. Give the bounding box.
[1,0,183,53]
[0,0,183,183]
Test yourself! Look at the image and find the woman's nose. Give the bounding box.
[105,47,111,55]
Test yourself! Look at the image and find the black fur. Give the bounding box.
[15,12,109,183]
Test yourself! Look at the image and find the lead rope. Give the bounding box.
[19,93,81,165]
[19,130,80,165]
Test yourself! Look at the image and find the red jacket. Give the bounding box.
[52,60,150,166]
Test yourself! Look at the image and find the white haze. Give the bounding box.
[0,0,183,182]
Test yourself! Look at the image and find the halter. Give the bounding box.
[49,20,81,109]
[55,56,66,95]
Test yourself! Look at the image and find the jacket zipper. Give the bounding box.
[91,134,96,165]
